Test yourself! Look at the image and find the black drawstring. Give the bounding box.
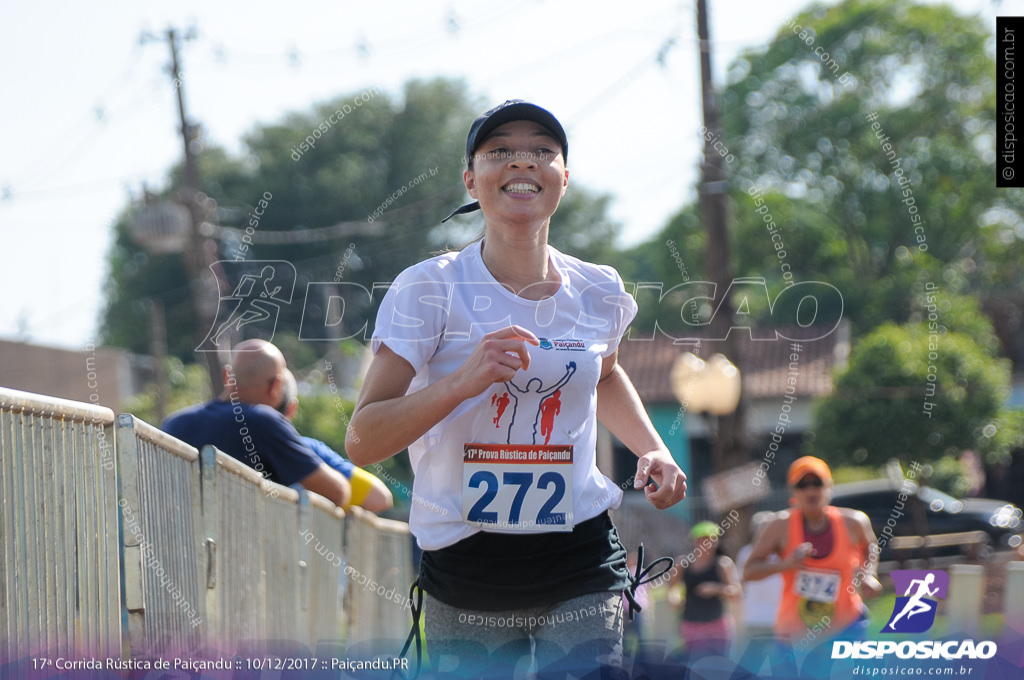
[623,543,674,621]
[392,579,424,680]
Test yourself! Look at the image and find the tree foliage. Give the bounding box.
[629,0,1022,339]
[977,408,1024,466]
[809,297,1011,467]
[103,79,468,361]
[100,77,623,365]
[121,359,212,426]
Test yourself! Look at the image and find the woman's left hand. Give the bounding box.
[634,450,687,509]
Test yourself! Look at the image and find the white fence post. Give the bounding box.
[115,414,204,658]
[946,564,984,636]
[200,445,268,653]
[0,387,120,661]
[1005,561,1024,635]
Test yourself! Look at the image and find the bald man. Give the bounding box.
[162,340,351,508]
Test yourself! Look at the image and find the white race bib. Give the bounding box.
[794,569,841,603]
[462,444,574,532]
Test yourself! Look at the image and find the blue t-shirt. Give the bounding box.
[303,437,355,479]
[162,400,322,486]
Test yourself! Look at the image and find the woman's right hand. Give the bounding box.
[450,325,539,399]
[347,327,539,466]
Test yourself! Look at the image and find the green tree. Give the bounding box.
[977,408,1024,466]
[636,0,1021,339]
[548,186,622,266]
[102,79,472,362]
[121,358,212,426]
[808,297,1011,467]
[101,78,623,370]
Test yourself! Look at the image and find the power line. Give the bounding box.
[213,219,382,245]
[11,41,155,188]
[0,177,133,203]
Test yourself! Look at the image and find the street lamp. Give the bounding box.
[131,199,191,254]
[670,352,741,416]
[702,354,741,415]
[671,351,745,526]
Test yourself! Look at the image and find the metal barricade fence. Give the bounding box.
[0,386,414,662]
[342,507,379,644]
[200,445,268,650]
[196,446,355,654]
[298,490,345,645]
[0,387,120,662]
[261,480,304,642]
[115,414,204,658]
[371,515,415,642]
[343,508,414,645]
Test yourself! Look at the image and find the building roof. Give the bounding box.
[0,339,142,410]
[616,324,847,404]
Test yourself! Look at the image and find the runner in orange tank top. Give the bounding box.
[742,456,882,646]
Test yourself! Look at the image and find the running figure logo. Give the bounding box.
[197,261,296,351]
[883,570,949,633]
[494,361,576,445]
[491,392,511,427]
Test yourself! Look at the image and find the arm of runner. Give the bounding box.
[742,515,812,581]
[346,326,539,466]
[719,556,743,600]
[595,351,686,509]
[849,509,883,598]
[696,556,743,599]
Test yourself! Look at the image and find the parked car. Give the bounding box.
[823,479,1021,562]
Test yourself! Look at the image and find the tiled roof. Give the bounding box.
[616,325,845,404]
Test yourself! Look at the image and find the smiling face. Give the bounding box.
[463,120,569,225]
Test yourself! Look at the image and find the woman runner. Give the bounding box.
[347,100,687,676]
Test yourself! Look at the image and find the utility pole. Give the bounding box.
[143,27,223,391]
[695,0,751,545]
[696,0,733,344]
[149,299,169,423]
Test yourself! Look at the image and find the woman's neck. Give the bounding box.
[480,231,559,300]
[803,509,829,532]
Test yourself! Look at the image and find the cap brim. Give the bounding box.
[787,457,833,486]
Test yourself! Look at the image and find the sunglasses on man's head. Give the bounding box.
[794,477,824,489]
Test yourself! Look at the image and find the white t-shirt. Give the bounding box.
[372,241,638,550]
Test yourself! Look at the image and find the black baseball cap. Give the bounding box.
[442,100,568,223]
